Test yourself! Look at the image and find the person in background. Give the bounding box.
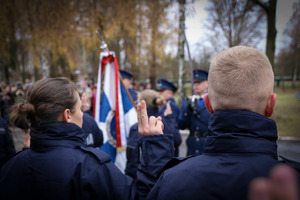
[78,79,93,111]
[133,80,142,92]
[0,116,16,168]
[14,81,26,104]
[23,78,32,92]
[82,112,103,147]
[125,89,181,179]
[0,84,14,119]
[156,79,180,120]
[89,78,97,115]
[143,79,152,90]
[156,78,181,156]
[120,70,138,104]
[178,69,211,156]
[137,46,300,200]
[0,77,174,199]
[80,91,103,147]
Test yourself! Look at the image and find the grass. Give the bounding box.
[271,86,300,138]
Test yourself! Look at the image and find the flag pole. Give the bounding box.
[96,29,137,110]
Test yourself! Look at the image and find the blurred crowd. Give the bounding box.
[0,79,32,121]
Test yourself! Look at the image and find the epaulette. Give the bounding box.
[157,156,194,178]
[79,146,111,164]
[279,155,300,172]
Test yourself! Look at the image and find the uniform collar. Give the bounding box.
[204,110,278,158]
[30,122,86,150]
[166,97,176,103]
[147,107,159,117]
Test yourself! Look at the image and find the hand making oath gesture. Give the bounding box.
[137,100,164,136]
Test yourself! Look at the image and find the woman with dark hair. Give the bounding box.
[0,78,174,200]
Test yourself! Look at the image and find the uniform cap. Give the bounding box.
[120,70,133,79]
[156,78,177,93]
[193,69,208,82]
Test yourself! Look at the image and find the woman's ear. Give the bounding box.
[62,109,71,123]
[204,93,214,114]
[265,93,277,118]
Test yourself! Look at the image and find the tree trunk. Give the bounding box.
[136,0,142,80]
[178,0,186,106]
[33,55,39,81]
[250,0,277,70]
[292,43,299,88]
[149,0,158,89]
[4,66,9,84]
[149,27,157,89]
[265,0,277,70]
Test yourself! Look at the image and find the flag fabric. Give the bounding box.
[95,51,137,173]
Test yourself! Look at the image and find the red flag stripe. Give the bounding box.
[114,56,121,148]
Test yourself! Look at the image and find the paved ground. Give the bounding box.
[277,137,300,162]
[12,128,300,162]
[179,131,300,162]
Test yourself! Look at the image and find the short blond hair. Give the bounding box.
[208,46,274,113]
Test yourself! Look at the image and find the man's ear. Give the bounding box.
[204,94,214,114]
[62,109,71,123]
[265,93,277,117]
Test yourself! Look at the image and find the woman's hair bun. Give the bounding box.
[154,96,165,107]
[9,102,35,130]
[139,89,165,108]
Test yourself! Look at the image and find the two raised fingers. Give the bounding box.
[137,100,164,136]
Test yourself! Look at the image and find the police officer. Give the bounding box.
[156,79,180,120]
[178,69,210,156]
[156,79,181,156]
[125,89,181,179]
[119,70,138,103]
[82,112,103,147]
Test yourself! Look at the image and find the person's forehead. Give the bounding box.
[194,80,207,84]
[158,89,169,93]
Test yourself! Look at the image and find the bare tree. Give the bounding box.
[278,1,300,88]
[205,0,264,52]
[249,0,277,69]
[145,0,172,89]
[178,0,186,105]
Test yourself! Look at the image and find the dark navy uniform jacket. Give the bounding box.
[0,122,174,200]
[82,112,103,147]
[128,88,138,104]
[146,110,296,200]
[158,98,181,156]
[126,107,180,179]
[158,98,179,121]
[0,116,15,168]
[178,96,210,156]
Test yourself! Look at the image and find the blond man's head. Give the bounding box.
[207,46,275,115]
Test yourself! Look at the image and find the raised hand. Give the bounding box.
[249,164,298,200]
[164,102,173,117]
[137,100,164,136]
